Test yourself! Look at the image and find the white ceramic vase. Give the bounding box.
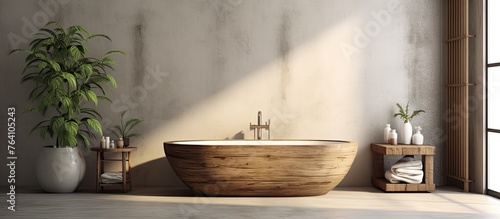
[36,146,86,193]
[402,122,412,144]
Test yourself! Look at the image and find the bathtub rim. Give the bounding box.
[164,139,357,146]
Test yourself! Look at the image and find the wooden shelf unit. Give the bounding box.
[91,147,137,192]
[371,143,435,192]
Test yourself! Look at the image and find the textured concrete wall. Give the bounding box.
[0,0,442,188]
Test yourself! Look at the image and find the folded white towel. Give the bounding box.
[390,156,422,171]
[101,178,123,184]
[101,172,123,180]
[385,169,423,184]
[392,167,423,176]
[385,169,401,183]
[385,156,424,184]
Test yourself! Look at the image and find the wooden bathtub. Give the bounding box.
[163,140,357,197]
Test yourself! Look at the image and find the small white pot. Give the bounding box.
[402,122,412,144]
[36,146,86,193]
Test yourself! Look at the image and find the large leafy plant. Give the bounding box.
[10,21,124,148]
[394,101,425,123]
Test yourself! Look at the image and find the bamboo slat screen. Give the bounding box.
[444,0,474,192]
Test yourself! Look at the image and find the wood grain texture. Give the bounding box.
[371,143,435,192]
[164,140,357,197]
[371,144,435,155]
[91,147,138,152]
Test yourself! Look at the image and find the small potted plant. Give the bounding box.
[394,101,425,144]
[110,109,142,147]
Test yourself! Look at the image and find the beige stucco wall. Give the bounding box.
[0,0,443,188]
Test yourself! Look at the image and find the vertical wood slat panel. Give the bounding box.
[465,0,468,189]
[445,0,472,192]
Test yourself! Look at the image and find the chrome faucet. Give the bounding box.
[250,111,270,139]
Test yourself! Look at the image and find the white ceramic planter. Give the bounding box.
[36,146,86,193]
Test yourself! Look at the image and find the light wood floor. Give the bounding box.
[3,187,500,218]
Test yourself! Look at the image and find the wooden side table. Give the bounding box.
[371,143,435,192]
[90,147,137,192]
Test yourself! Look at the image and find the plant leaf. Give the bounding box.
[64,121,79,136]
[68,25,89,36]
[105,74,117,88]
[49,60,61,72]
[49,116,65,134]
[110,124,123,134]
[60,96,72,109]
[87,90,98,105]
[405,101,409,115]
[126,133,141,138]
[103,50,126,58]
[125,118,142,131]
[69,45,84,60]
[80,64,93,77]
[87,33,111,41]
[62,72,77,89]
[85,118,102,135]
[409,110,426,120]
[76,133,90,147]
[29,120,49,136]
[81,108,102,119]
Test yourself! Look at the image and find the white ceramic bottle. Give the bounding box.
[384,124,391,144]
[100,136,106,148]
[384,124,391,143]
[389,130,398,145]
[412,126,424,145]
[105,136,110,149]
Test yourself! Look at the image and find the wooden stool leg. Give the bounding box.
[424,155,435,191]
[372,152,384,185]
[128,152,132,191]
[100,152,104,191]
[96,151,101,192]
[122,152,127,192]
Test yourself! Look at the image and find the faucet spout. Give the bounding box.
[258,111,262,125]
[257,111,262,139]
[250,111,270,140]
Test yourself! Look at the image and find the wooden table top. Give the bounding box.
[90,147,137,152]
[371,143,435,155]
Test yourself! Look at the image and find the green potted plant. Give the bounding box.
[10,21,123,192]
[110,109,142,147]
[394,101,425,145]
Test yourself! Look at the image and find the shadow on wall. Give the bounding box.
[131,131,245,187]
[84,0,363,135]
